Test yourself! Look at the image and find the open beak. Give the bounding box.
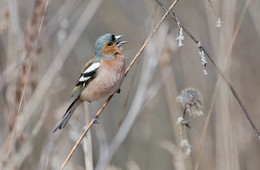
[115,35,128,47]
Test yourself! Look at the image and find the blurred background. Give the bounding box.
[0,0,260,169]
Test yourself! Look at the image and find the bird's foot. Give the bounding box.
[116,88,121,94]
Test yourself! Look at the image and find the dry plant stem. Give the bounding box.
[6,0,49,159]
[111,64,139,166]
[194,0,253,169]
[143,3,159,40]
[38,129,60,170]
[159,52,181,143]
[83,103,93,170]
[116,2,158,131]
[125,0,179,76]
[215,1,238,168]
[194,91,216,170]
[115,3,159,131]
[6,0,21,90]
[61,0,179,169]
[7,0,15,68]
[1,0,22,93]
[32,98,50,136]
[207,0,218,22]
[248,1,260,38]
[1,100,50,169]
[42,0,80,43]
[155,0,260,138]
[60,95,113,170]
[117,63,139,131]
[11,0,49,126]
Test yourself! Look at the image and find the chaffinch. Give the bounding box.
[53,34,127,132]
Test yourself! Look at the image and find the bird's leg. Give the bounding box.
[88,102,99,124]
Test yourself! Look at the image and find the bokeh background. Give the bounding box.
[0,0,260,169]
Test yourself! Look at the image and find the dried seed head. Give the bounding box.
[176,117,185,125]
[180,139,191,157]
[199,49,208,75]
[177,88,203,117]
[176,27,184,48]
[216,18,221,28]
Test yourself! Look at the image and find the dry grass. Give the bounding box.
[0,0,260,170]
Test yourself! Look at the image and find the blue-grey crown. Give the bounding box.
[94,34,115,59]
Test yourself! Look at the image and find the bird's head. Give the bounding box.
[94,34,127,60]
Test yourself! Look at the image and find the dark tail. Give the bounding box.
[53,97,82,133]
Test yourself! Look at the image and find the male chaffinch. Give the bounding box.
[53,34,127,132]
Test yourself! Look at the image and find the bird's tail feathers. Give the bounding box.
[53,97,82,133]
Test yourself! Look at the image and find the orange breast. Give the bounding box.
[80,53,125,102]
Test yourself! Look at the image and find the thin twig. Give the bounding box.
[155,0,260,139]
[116,63,139,131]
[194,0,254,169]
[125,0,179,76]
[60,0,179,169]
[207,0,219,23]
[82,103,93,170]
[42,0,81,44]
[60,95,113,170]
[116,1,158,132]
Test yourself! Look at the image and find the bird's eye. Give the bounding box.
[107,42,112,46]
